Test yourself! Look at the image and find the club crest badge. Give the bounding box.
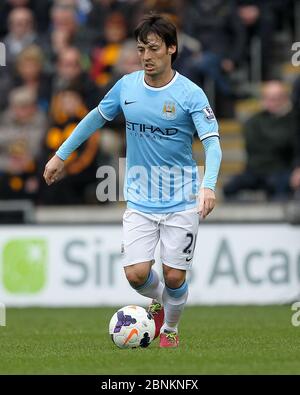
[162,101,176,120]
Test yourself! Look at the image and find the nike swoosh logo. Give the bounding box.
[186,257,193,262]
[124,328,138,345]
[124,100,137,105]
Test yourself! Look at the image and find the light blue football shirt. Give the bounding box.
[98,70,219,213]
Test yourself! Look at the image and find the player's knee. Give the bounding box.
[163,268,186,289]
[124,265,150,288]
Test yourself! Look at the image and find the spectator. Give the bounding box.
[44,30,74,72]
[182,0,246,95]
[142,0,183,15]
[54,0,93,25]
[223,81,298,201]
[0,0,52,38]
[236,0,275,80]
[290,76,300,197]
[110,39,141,78]
[0,45,51,111]
[50,3,80,40]
[51,47,100,111]
[3,7,37,66]
[0,6,39,109]
[14,45,51,111]
[39,3,93,68]
[0,0,31,38]
[162,14,203,82]
[39,88,100,205]
[90,11,128,87]
[87,0,140,39]
[0,87,47,201]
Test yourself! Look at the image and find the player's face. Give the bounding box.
[137,33,175,77]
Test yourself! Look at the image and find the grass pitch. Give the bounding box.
[0,306,299,374]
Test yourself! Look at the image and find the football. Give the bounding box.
[109,305,156,349]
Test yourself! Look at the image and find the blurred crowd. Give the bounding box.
[224,80,300,201]
[0,0,299,205]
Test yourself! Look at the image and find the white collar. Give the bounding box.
[143,71,179,91]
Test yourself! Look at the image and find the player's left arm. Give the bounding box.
[189,88,222,219]
[198,136,222,219]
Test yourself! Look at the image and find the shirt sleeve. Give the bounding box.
[188,88,219,141]
[56,108,106,160]
[97,77,123,121]
[201,136,222,191]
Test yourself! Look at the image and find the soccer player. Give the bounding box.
[43,14,222,348]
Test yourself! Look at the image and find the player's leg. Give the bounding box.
[124,261,163,303]
[162,265,187,332]
[160,265,187,347]
[124,261,165,338]
[122,209,164,303]
[159,208,199,347]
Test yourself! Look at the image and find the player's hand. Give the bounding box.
[197,188,216,220]
[43,154,65,186]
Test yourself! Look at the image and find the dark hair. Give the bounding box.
[134,14,178,64]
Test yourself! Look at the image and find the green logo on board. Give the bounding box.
[3,239,47,293]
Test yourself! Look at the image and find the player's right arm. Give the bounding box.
[43,108,106,185]
[43,78,123,186]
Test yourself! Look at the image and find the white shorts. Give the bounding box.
[121,207,200,270]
